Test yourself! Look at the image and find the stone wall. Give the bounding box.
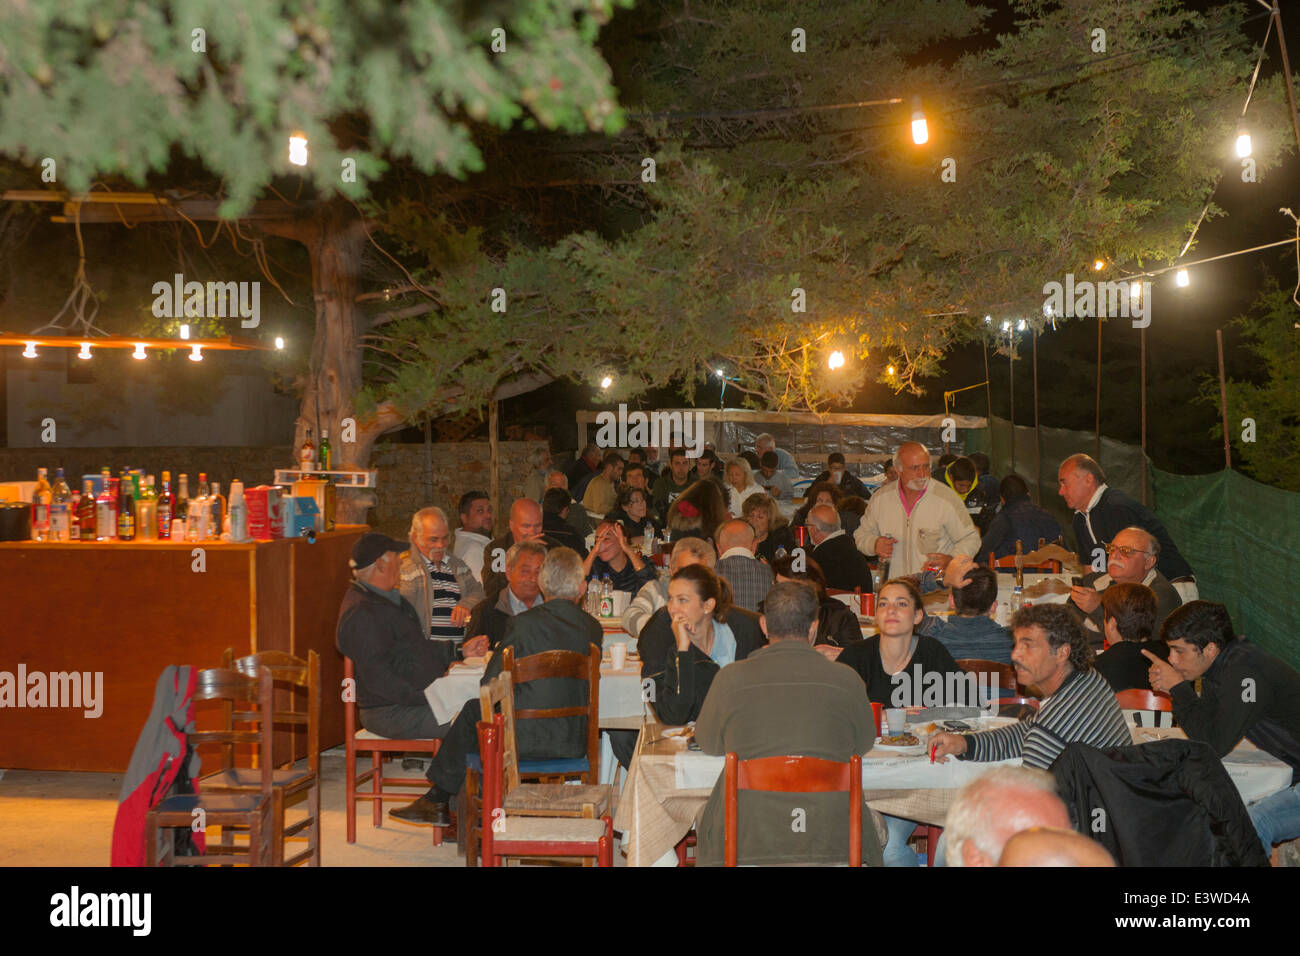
[1,440,547,539]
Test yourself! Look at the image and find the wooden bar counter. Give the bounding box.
[0,526,365,771]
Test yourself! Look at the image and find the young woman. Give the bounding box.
[582,521,658,594]
[605,486,663,541]
[836,578,966,867]
[742,493,795,564]
[637,564,765,725]
[666,479,728,544]
[792,480,844,532]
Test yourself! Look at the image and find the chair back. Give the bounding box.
[500,644,600,776]
[229,650,320,774]
[476,717,505,862]
[989,554,1062,573]
[480,673,519,794]
[723,752,862,867]
[1115,688,1173,712]
[190,666,274,793]
[955,658,1018,698]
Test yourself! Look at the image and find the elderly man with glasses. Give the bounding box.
[1066,525,1183,651]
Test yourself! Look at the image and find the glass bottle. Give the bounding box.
[158,471,174,539]
[299,428,316,472]
[96,476,118,541]
[116,470,136,541]
[134,475,158,541]
[49,467,72,541]
[318,428,331,471]
[31,467,51,541]
[78,480,97,541]
[209,480,226,540]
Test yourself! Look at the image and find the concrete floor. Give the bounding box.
[0,747,574,867]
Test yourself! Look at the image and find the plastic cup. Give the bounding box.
[870,702,883,736]
[860,592,875,616]
[885,708,907,736]
[610,643,627,671]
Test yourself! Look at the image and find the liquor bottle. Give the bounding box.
[49,468,72,541]
[1014,539,1024,588]
[134,475,158,541]
[157,471,174,539]
[128,469,144,501]
[188,476,209,542]
[643,522,655,557]
[96,477,118,541]
[228,480,248,542]
[116,470,136,540]
[299,428,316,472]
[318,428,331,471]
[78,479,97,541]
[209,480,226,540]
[31,467,51,541]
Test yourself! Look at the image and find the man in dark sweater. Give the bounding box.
[481,498,549,603]
[975,474,1063,564]
[813,452,872,500]
[807,504,872,592]
[1091,582,1167,692]
[694,581,883,865]
[1058,453,1194,597]
[1145,601,1300,855]
[651,447,694,523]
[540,488,589,556]
[463,541,547,651]
[336,533,454,740]
[390,547,602,828]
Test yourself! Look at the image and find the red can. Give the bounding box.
[860,591,875,617]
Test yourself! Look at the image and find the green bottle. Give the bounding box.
[319,428,331,471]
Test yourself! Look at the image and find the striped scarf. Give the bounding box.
[422,553,464,645]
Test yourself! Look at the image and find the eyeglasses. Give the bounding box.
[1104,544,1152,558]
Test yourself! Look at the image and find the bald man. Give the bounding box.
[807,504,872,592]
[481,498,548,603]
[999,827,1116,867]
[1068,525,1182,650]
[854,441,979,577]
[944,766,1072,867]
[715,518,774,612]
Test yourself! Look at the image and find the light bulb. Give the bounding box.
[1130,281,1141,299]
[715,368,725,378]
[1016,319,1027,332]
[886,364,896,376]
[1235,120,1252,159]
[1175,268,1189,288]
[910,96,928,146]
[22,342,37,358]
[179,324,190,340]
[132,343,147,360]
[599,375,612,389]
[828,350,845,370]
[77,342,92,360]
[1001,320,1011,332]
[274,336,285,350]
[1093,259,1105,271]
[289,132,309,166]
[984,315,992,324]
[189,344,203,362]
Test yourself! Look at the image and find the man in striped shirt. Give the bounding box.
[929,604,1130,769]
[399,506,486,661]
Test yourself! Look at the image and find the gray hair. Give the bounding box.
[530,445,551,468]
[669,536,716,571]
[506,540,547,571]
[409,506,448,539]
[806,504,841,536]
[725,456,755,488]
[539,547,585,601]
[946,767,1063,868]
[754,432,775,449]
[1062,453,1106,485]
[763,581,819,642]
[1119,525,1159,559]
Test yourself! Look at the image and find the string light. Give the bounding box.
[599,375,612,389]
[179,324,190,340]
[289,131,309,166]
[132,343,147,360]
[910,96,929,145]
[828,350,845,370]
[886,364,896,376]
[1001,320,1011,332]
[274,336,285,350]
[22,342,37,358]
[1016,319,1027,332]
[1235,119,1253,158]
[1093,259,1105,271]
[1175,268,1190,287]
[189,344,203,362]
[77,342,92,360]
[984,315,992,324]
[1130,281,1142,299]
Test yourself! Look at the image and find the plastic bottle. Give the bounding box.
[600,575,614,617]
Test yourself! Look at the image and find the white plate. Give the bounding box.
[661,724,695,739]
[872,737,925,754]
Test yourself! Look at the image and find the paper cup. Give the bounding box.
[885,708,907,736]
[610,643,627,671]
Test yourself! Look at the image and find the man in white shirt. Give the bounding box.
[451,490,493,584]
[853,442,979,577]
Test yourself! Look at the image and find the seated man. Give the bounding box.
[451,490,493,585]
[545,471,595,540]
[1068,526,1182,650]
[650,447,695,523]
[580,451,624,516]
[714,517,775,613]
[336,533,454,740]
[998,827,1116,867]
[1091,582,1167,692]
[754,432,799,482]
[463,541,546,652]
[813,451,872,500]
[927,557,1013,665]
[540,487,589,556]
[929,605,1131,768]
[944,766,1072,867]
[399,507,485,660]
[481,498,548,603]
[807,504,873,592]
[391,547,602,827]
[975,473,1063,564]
[1145,601,1300,856]
[565,442,601,492]
[754,450,795,505]
[694,581,883,865]
[582,520,657,594]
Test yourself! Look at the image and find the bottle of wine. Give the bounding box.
[49,468,72,541]
[158,471,175,539]
[78,479,97,541]
[31,467,51,541]
[319,428,332,471]
[299,428,317,472]
[117,470,136,541]
[96,474,118,541]
[209,480,226,540]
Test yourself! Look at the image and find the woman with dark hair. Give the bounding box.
[605,486,663,541]
[637,564,766,725]
[768,554,864,651]
[666,479,728,544]
[742,493,794,563]
[792,480,844,531]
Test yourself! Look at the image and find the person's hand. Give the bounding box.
[928,732,968,761]
[1070,586,1102,614]
[461,634,489,659]
[670,615,696,653]
[874,536,895,559]
[943,553,976,588]
[766,485,781,498]
[1142,649,1182,694]
[927,552,954,573]
[450,605,472,625]
[613,523,633,555]
[814,644,844,661]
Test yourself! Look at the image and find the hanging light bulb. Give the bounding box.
[1235,119,1252,159]
[189,344,204,362]
[77,342,92,360]
[886,364,896,376]
[828,350,845,370]
[132,343,147,360]
[1093,258,1105,272]
[1130,281,1142,300]
[599,375,612,389]
[274,336,285,350]
[179,323,190,340]
[289,131,309,166]
[22,342,37,358]
[1175,268,1190,288]
[715,368,725,379]
[910,96,928,146]
[1001,320,1011,332]
[1016,319,1027,332]
[984,315,992,324]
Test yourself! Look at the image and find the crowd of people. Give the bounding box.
[335,433,1299,866]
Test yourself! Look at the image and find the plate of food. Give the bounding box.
[661,724,696,740]
[874,732,924,753]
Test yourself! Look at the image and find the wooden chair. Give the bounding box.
[955,658,1018,698]
[207,650,320,866]
[476,718,613,867]
[723,752,863,867]
[144,666,275,866]
[342,656,451,847]
[989,554,1062,573]
[1116,689,1173,711]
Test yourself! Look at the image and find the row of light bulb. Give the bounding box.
[20,331,287,360]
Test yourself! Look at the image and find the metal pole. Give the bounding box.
[1094,317,1102,464]
[1216,329,1232,470]
[983,338,995,471]
[489,400,501,531]
[1140,327,1148,505]
[1033,330,1041,505]
[1272,2,1300,157]
[1008,334,1016,475]
[423,414,433,504]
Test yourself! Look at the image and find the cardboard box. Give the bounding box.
[288,496,320,538]
[245,485,286,541]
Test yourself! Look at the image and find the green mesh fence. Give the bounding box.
[965,416,1299,664]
